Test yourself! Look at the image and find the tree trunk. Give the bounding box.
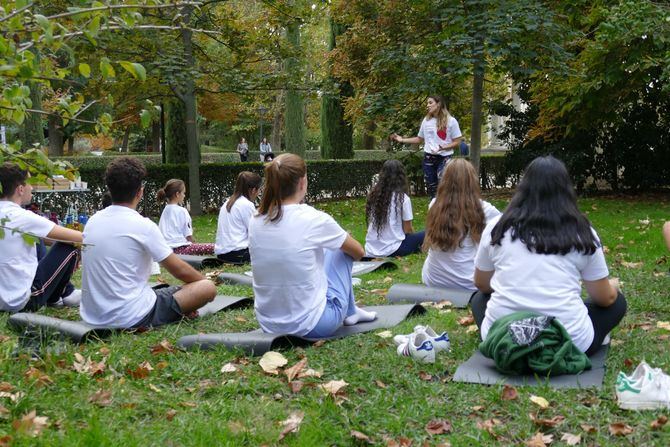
[121,127,131,152]
[181,7,202,215]
[320,18,354,160]
[270,91,283,152]
[47,115,64,156]
[151,120,160,153]
[67,136,75,154]
[284,19,305,156]
[160,103,166,164]
[165,99,188,163]
[363,121,376,150]
[20,82,45,150]
[470,50,485,175]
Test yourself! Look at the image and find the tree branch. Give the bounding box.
[45,2,203,20]
[0,2,34,23]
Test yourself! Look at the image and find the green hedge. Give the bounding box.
[37,155,513,217]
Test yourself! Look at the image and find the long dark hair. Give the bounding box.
[490,156,599,255]
[366,159,408,236]
[257,153,306,222]
[226,171,262,212]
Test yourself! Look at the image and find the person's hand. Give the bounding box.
[390,133,402,143]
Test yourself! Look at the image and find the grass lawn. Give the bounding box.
[1,193,670,446]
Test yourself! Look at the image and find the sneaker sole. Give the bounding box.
[617,400,670,410]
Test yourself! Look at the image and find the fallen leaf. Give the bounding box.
[320,379,348,395]
[525,432,553,447]
[418,371,433,381]
[313,340,326,348]
[127,361,153,379]
[278,411,304,440]
[0,405,9,418]
[259,351,288,375]
[466,325,478,333]
[88,390,112,407]
[608,422,633,436]
[297,368,322,379]
[458,315,475,326]
[375,380,387,389]
[0,435,11,447]
[234,316,248,323]
[376,330,393,338]
[477,418,502,434]
[579,424,596,433]
[0,383,13,392]
[623,358,634,368]
[150,340,175,355]
[165,409,177,421]
[370,288,388,295]
[560,433,581,445]
[179,401,197,408]
[12,410,49,437]
[98,347,111,356]
[383,276,393,283]
[425,419,452,435]
[434,300,453,309]
[650,415,668,430]
[471,405,485,412]
[657,321,670,331]
[73,353,106,376]
[0,391,24,403]
[289,381,303,393]
[530,395,550,409]
[23,367,53,387]
[0,335,10,343]
[620,261,643,269]
[351,430,373,443]
[149,384,161,393]
[501,384,518,400]
[220,363,238,373]
[285,358,307,383]
[530,413,565,427]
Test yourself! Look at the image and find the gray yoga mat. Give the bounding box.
[452,345,609,389]
[7,295,253,343]
[176,254,225,270]
[218,272,253,286]
[177,303,426,355]
[386,283,473,308]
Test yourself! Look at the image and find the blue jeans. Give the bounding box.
[305,249,357,338]
[423,153,451,198]
[24,242,79,311]
[390,231,425,257]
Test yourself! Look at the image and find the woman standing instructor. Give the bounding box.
[391,95,462,198]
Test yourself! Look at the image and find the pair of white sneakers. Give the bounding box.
[393,325,450,364]
[616,361,670,410]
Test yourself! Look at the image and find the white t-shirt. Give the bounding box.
[81,205,173,328]
[365,193,413,257]
[249,204,348,336]
[215,196,255,255]
[422,200,500,291]
[0,201,55,311]
[418,116,462,156]
[474,216,609,352]
[158,204,192,248]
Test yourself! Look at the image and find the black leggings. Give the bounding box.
[470,290,627,356]
[217,248,250,265]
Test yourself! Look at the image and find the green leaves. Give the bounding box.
[119,61,146,81]
[78,63,91,78]
[99,57,115,79]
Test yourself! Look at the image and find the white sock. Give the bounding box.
[344,306,377,326]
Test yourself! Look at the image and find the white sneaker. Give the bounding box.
[393,326,450,353]
[616,361,670,410]
[61,289,82,307]
[396,332,435,364]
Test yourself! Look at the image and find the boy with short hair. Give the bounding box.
[0,162,82,311]
[80,157,216,328]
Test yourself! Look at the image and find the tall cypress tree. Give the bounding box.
[20,82,45,150]
[284,19,305,156]
[165,99,189,164]
[320,18,353,159]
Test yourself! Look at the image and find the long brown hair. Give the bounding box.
[366,159,408,236]
[257,153,306,222]
[156,178,184,204]
[426,94,451,131]
[423,159,485,251]
[226,171,262,212]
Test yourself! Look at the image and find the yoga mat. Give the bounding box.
[7,295,253,343]
[176,254,224,270]
[386,283,473,308]
[452,345,609,389]
[351,260,397,276]
[218,273,253,286]
[177,304,426,355]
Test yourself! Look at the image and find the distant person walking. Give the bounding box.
[237,138,249,162]
[391,95,462,198]
[259,137,273,162]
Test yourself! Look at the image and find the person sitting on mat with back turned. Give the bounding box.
[0,162,82,312]
[157,178,214,256]
[214,171,262,264]
[472,155,626,356]
[249,153,376,338]
[365,159,424,258]
[80,157,216,329]
[422,159,500,291]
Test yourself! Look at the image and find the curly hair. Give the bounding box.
[423,159,485,252]
[366,159,408,236]
[105,157,147,204]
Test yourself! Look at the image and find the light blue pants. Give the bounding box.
[305,249,357,338]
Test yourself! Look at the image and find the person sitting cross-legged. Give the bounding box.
[0,162,82,312]
[80,157,216,329]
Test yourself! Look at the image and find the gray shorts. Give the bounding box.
[131,285,184,329]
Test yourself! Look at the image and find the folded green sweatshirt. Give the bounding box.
[479,311,591,376]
